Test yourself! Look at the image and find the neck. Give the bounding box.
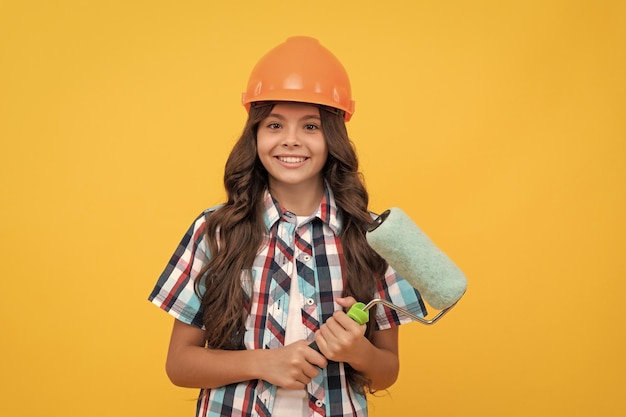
[269,180,325,216]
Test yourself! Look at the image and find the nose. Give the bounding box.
[282,126,300,147]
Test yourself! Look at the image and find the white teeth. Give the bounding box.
[278,156,306,163]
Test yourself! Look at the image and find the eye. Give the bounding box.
[266,122,282,129]
[304,123,320,131]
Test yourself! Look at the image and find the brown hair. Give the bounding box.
[197,103,388,394]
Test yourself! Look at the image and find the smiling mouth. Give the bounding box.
[277,156,307,163]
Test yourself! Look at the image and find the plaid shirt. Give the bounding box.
[149,187,426,417]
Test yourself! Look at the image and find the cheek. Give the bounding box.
[312,135,328,154]
[320,149,329,166]
[255,137,269,156]
[255,140,274,170]
[319,142,329,160]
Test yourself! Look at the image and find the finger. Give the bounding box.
[333,309,362,331]
[308,347,328,369]
[304,338,329,368]
[296,372,312,386]
[319,320,352,355]
[324,314,366,353]
[336,296,357,308]
[285,379,308,390]
[313,331,330,357]
[301,361,321,379]
[320,316,344,341]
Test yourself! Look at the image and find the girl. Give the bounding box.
[149,36,426,417]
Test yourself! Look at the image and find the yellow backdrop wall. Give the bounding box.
[1,1,624,416]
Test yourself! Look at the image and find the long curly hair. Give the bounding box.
[197,102,389,394]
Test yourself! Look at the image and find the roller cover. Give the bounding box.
[366,207,467,310]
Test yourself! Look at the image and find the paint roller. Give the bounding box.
[309,207,467,351]
[363,207,467,324]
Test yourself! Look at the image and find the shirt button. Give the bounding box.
[303,255,311,262]
[306,298,315,306]
[315,399,324,408]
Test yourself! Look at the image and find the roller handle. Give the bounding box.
[308,302,369,353]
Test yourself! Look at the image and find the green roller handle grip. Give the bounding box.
[346,302,369,325]
[308,302,369,353]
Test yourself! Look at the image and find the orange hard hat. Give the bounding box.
[242,36,355,121]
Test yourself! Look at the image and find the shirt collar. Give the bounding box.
[262,183,341,235]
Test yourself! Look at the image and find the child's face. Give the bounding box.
[257,102,328,193]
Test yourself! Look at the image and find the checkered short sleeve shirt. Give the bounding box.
[149,188,427,417]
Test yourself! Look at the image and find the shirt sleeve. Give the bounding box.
[148,211,211,328]
[372,266,428,330]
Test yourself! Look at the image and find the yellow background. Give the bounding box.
[1,1,624,416]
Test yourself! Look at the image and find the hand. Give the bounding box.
[313,296,367,364]
[259,340,328,390]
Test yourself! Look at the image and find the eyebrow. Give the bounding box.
[267,113,321,121]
